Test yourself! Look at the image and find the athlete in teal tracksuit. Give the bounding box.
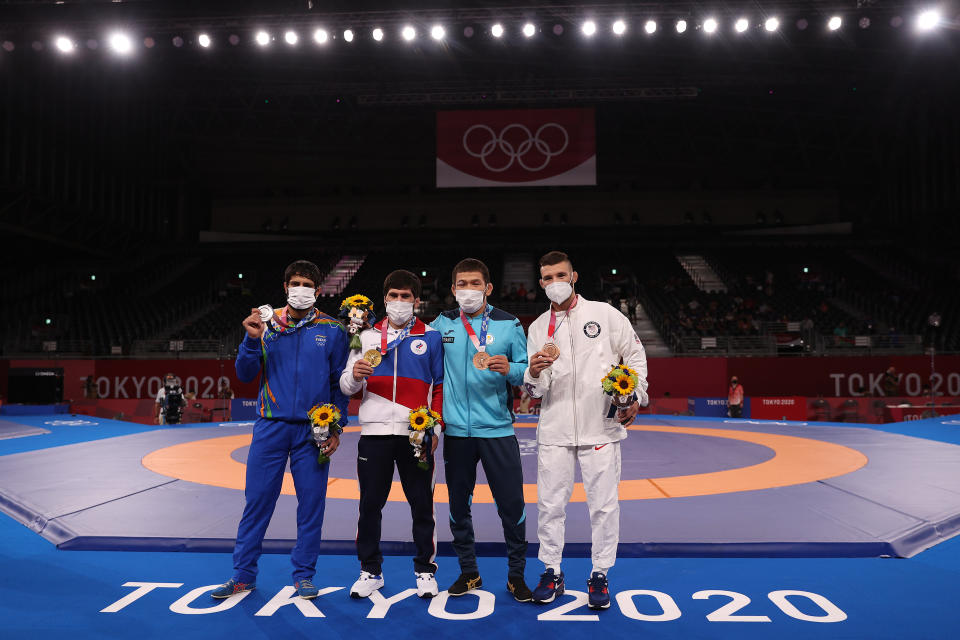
[430,276,531,600]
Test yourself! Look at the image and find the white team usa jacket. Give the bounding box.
[523,295,649,446]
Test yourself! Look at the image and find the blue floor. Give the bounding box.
[2,416,960,638]
[1,509,958,639]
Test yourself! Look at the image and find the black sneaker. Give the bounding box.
[507,576,533,602]
[587,572,611,610]
[447,572,482,596]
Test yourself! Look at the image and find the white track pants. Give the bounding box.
[537,442,621,571]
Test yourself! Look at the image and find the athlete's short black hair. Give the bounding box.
[452,258,491,285]
[383,269,422,298]
[283,260,321,287]
[539,251,574,271]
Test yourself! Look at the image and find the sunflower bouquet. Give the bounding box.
[339,294,375,350]
[408,406,441,470]
[601,364,640,413]
[308,403,344,465]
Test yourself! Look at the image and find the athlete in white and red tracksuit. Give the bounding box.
[523,251,649,609]
[340,271,445,599]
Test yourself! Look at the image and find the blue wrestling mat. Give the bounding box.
[1,414,960,558]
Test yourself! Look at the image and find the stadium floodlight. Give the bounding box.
[431,25,445,40]
[284,30,298,45]
[55,36,74,53]
[765,17,780,32]
[198,33,211,48]
[917,9,940,31]
[343,29,354,42]
[108,32,133,54]
[582,21,597,37]
[612,20,627,35]
[522,23,536,38]
[402,25,416,41]
[644,20,657,34]
[735,18,749,33]
[703,18,718,34]
[676,20,688,33]
[372,28,384,42]
[828,16,842,31]
[255,31,270,46]
[491,23,504,38]
[313,29,329,44]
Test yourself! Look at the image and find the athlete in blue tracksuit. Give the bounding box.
[213,261,350,600]
[429,258,532,602]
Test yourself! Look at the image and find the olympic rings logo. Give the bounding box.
[462,123,569,172]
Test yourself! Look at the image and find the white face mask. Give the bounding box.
[545,281,574,305]
[287,285,317,310]
[385,300,414,326]
[455,289,485,314]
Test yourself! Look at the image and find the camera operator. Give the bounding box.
[155,373,187,425]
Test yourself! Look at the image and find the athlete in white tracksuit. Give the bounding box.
[523,257,649,587]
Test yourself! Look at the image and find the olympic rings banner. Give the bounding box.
[436,108,596,187]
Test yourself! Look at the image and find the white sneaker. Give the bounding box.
[349,571,384,598]
[416,572,439,599]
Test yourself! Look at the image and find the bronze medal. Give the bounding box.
[363,349,383,367]
[473,351,490,370]
[542,342,560,359]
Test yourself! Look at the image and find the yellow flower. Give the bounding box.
[342,294,373,309]
[428,409,442,422]
[310,403,338,427]
[614,374,635,395]
[409,410,430,431]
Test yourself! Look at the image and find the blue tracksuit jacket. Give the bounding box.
[429,304,528,437]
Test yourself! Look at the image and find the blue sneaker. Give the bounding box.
[587,572,610,610]
[295,579,320,599]
[532,568,564,604]
[211,579,255,599]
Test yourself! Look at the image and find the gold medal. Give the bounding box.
[473,351,490,370]
[363,349,383,367]
[542,342,560,359]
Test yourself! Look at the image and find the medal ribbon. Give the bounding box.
[460,307,490,353]
[547,294,579,340]
[274,307,317,332]
[380,318,415,355]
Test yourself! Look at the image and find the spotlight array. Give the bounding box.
[28,11,949,59]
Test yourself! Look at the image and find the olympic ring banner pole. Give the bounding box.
[436,108,596,187]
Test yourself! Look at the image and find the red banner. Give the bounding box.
[436,108,596,187]
[6,359,259,401]
[750,396,807,421]
[4,354,959,401]
[647,355,960,399]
